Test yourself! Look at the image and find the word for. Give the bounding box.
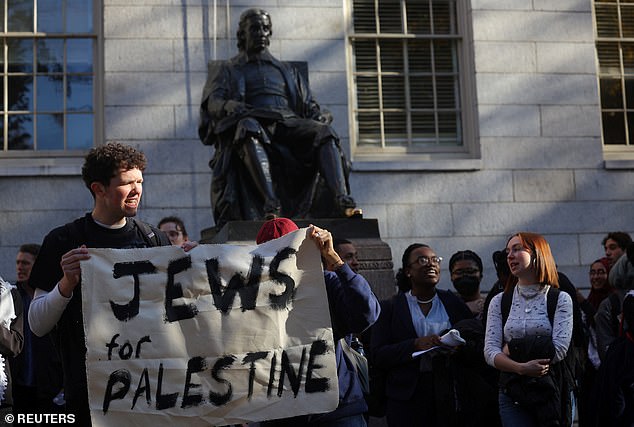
[110,248,297,322]
[102,339,331,413]
[106,334,151,360]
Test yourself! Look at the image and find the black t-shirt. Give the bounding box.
[29,213,169,414]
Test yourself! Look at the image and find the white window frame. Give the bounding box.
[593,0,634,168]
[344,0,479,171]
[0,0,102,176]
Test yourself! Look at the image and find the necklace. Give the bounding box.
[517,284,544,300]
[517,284,549,313]
[416,295,435,304]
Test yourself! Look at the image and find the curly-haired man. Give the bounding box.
[27,142,183,424]
[602,231,633,267]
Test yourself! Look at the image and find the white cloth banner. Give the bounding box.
[81,228,338,426]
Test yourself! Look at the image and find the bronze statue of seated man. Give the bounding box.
[198,8,357,229]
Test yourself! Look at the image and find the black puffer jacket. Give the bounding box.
[500,336,562,427]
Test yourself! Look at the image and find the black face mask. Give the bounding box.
[453,276,481,296]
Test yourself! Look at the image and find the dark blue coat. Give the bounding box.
[317,264,381,421]
[262,263,380,426]
[371,290,473,401]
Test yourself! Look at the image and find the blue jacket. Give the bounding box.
[314,264,380,422]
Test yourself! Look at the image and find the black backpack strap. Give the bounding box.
[546,287,560,326]
[501,289,513,327]
[131,218,166,247]
[65,216,167,247]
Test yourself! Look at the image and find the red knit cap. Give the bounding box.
[256,218,299,244]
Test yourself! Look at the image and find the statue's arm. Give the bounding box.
[199,64,226,144]
[293,67,331,123]
[199,62,252,144]
[203,64,236,119]
[295,68,319,119]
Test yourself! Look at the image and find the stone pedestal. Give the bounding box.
[200,218,395,301]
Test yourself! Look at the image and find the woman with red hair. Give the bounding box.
[484,232,574,426]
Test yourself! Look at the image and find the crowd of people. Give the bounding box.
[315,230,634,427]
[368,232,633,427]
[0,141,631,427]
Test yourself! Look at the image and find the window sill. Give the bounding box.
[603,150,634,170]
[604,159,634,169]
[351,154,482,172]
[0,157,84,176]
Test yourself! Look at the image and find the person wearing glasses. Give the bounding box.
[370,243,472,426]
[576,258,614,426]
[484,232,573,427]
[449,250,486,320]
[158,216,191,247]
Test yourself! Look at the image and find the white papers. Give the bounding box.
[440,328,466,347]
[412,328,466,358]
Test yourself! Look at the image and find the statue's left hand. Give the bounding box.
[314,109,333,124]
[223,100,251,116]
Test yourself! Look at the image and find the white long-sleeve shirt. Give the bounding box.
[28,284,71,337]
[484,285,573,367]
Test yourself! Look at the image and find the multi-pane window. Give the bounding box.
[1,0,96,153]
[348,0,473,153]
[594,0,634,147]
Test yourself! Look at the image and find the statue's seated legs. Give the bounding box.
[235,118,281,217]
[318,139,356,215]
[231,117,356,219]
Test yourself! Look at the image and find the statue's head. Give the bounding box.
[237,8,272,53]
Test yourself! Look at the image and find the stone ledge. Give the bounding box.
[201,218,381,244]
[200,218,395,300]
